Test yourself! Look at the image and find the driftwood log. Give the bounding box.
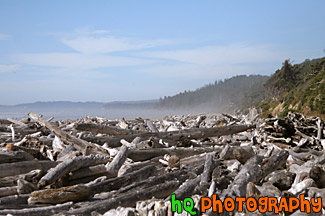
[0,160,58,178]
[28,184,92,204]
[28,112,109,156]
[83,124,256,147]
[37,155,109,188]
[0,202,73,216]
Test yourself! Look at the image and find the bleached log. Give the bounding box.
[219,144,255,164]
[28,112,109,156]
[0,194,29,205]
[316,117,323,141]
[0,186,18,198]
[0,201,73,216]
[200,153,214,185]
[166,175,201,200]
[0,150,34,163]
[28,184,92,204]
[89,165,156,195]
[66,180,180,215]
[7,118,27,127]
[38,155,109,188]
[75,123,136,135]
[223,149,288,197]
[9,124,15,142]
[83,124,256,147]
[288,178,315,196]
[0,169,41,187]
[128,147,218,162]
[68,164,107,181]
[0,160,58,178]
[17,179,37,194]
[115,168,190,196]
[105,145,128,178]
[208,180,216,197]
[146,119,159,132]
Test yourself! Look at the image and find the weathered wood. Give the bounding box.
[0,125,38,135]
[0,169,41,187]
[105,145,128,178]
[0,194,29,206]
[38,155,109,188]
[309,165,325,188]
[0,150,35,163]
[128,147,218,162]
[0,160,58,178]
[265,169,296,190]
[146,119,159,132]
[83,124,256,147]
[0,201,73,216]
[89,165,156,195]
[223,149,289,197]
[288,178,315,195]
[200,153,215,185]
[68,164,107,181]
[0,119,12,125]
[28,184,92,204]
[0,186,18,198]
[28,112,109,156]
[75,123,136,135]
[7,118,28,127]
[166,175,201,200]
[17,179,37,194]
[219,144,255,164]
[66,180,180,215]
[115,169,189,196]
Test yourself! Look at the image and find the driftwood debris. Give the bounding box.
[28,112,109,156]
[0,111,324,215]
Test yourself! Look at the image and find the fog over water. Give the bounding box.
[0,106,213,120]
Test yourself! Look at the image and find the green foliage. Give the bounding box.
[260,56,325,117]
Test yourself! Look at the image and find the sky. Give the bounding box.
[0,0,324,105]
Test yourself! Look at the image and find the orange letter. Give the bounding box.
[268,197,279,213]
[278,197,289,212]
[246,197,257,212]
[224,197,235,212]
[300,194,311,213]
[212,194,223,213]
[311,197,322,213]
[288,197,299,212]
[236,197,245,212]
[200,197,211,213]
[258,197,268,213]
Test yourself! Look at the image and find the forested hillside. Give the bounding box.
[259,57,325,118]
[158,75,269,113]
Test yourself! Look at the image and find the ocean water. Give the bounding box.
[0,107,197,120]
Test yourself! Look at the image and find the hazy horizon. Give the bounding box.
[1,1,325,105]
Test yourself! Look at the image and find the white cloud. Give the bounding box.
[61,32,174,54]
[0,64,20,73]
[0,33,9,40]
[14,53,156,69]
[138,43,287,65]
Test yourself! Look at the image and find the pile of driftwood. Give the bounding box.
[0,110,324,215]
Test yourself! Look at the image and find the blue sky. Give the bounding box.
[0,0,324,105]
